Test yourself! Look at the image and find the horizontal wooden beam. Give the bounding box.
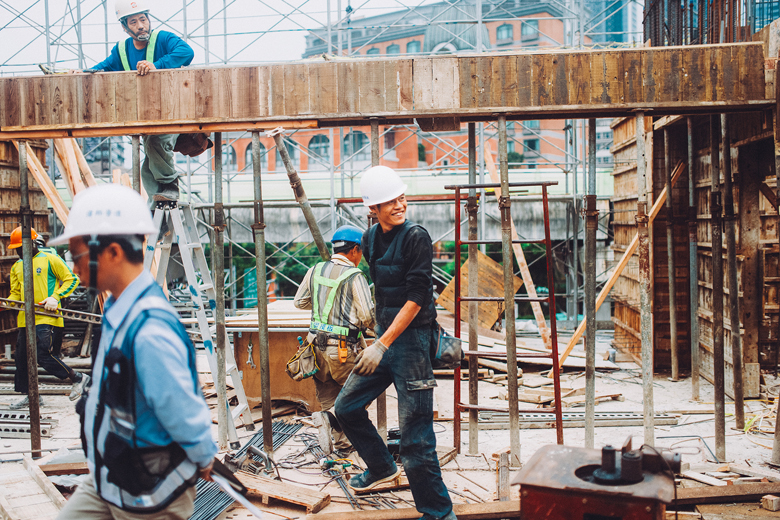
[303,500,521,520]
[0,43,768,138]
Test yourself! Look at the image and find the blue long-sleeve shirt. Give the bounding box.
[84,271,216,472]
[91,30,194,72]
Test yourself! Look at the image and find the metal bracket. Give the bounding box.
[498,196,511,209]
[265,127,286,138]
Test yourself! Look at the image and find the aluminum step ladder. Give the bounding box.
[144,201,254,448]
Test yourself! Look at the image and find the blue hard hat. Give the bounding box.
[332,225,364,248]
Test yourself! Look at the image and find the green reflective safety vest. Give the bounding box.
[118,29,159,72]
[310,261,363,338]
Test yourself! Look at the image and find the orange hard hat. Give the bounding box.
[9,226,38,249]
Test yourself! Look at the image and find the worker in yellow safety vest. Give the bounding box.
[293,225,375,456]
[8,227,89,410]
[84,0,195,204]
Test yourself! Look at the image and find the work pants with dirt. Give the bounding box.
[141,134,179,199]
[314,342,358,451]
[334,324,453,520]
[15,324,76,394]
[56,474,196,520]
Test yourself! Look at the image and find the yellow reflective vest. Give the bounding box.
[9,252,79,327]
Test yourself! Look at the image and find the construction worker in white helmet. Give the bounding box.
[293,225,375,456]
[83,0,195,204]
[53,184,216,519]
[333,166,457,520]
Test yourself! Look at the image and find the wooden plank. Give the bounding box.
[622,50,643,103]
[114,72,138,122]
[358,60,385,113]
[22,456,66,510]
[532,53,553,106]
[729,464,780,482]
[232,67,260,119]
[459,57,477,109]
[38,462,89,476]
[491,56,519,108]
[432,57,459,110]
[285,63,311,116]
[257,65,271,117]
[71,139,98,188]
[554,161,688,370]
[19,78,36,127]
[92,73,117,123]
[396,59,413,111]
[684,45,706,102]
[77,74,94,125]
[567,53,590,106]
[516,54,533,106]
[193,68,217,119]
[413,58,434,110]
[674,482,780,505]
[0,492,21,520]
[309,62,338,115]
[236,471,330,513]
[11,141,69,224]
[215,68,234,118]
[682,471,729,487]
[304,500,522,520]
[337,61,357,114]
[50,75,77,125]
[484,141,551,347]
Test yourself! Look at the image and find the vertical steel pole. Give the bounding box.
[721,114,744,430]
[454,188,462,453]
[710,115,726,462]
[273,134,330,261]
[498,116,520,465]
[572,124,579,327]
[132,136,141,193]
[44,0,52,68]
[544,184,565,446]
[688,117,700,400]
[584,119,598,449]
[467,123,479,455]
[370,119,387,446]
[252,132,273,455]
[327,0,332,55]
[214,133,228,450]
[774,69,780,464]
[182,0,188,41]
[665,128,679,381]
[636,113,655,447]
[76,0,84,69]
[20,143,41,455]
[203,0,210,65]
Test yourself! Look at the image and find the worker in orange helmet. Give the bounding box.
[7,226,89,410]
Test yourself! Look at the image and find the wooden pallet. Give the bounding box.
[235,470,330,514]
[0,456,66,520]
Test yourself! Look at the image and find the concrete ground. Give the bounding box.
[0,329,777,519]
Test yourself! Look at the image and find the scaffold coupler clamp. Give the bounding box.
[265,127,286,138]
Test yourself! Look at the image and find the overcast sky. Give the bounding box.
[1,0,448,75]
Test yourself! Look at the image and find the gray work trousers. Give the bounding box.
[141,134,178,199]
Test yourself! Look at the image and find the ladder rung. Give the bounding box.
[186,242,203,249]
[198,284,213,292]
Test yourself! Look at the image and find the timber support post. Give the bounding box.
[636,112,654,447]
[688,117,700,401]
[252,131,274,455]
[214,132,229,451]
[584,118,598,449]
[20,142,41,455]
[710,115,726,462]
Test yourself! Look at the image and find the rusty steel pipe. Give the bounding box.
[636,113,654,446]
[688,117,700,401]
[710,115,726,462]
[584,119,597,449]
[252,132,273,454]
[132,135,141,193]
[467,123,479,455]
[665,128,679,381]
[214,132,229,451]
[454,185,462,452]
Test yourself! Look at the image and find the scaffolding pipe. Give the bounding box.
[214,132,229,450]
[467,122,479,455]
[252,131,274,455]
[636,112,654,446]
[584,118,597,449]
[20,143,41,455]
[688,117,700,401]
[132,136,141,193]
[370,119,387,446]
[272,132,330,261]
[774,68,780,465]
[710,114,726,462]
[665,128,679,381]
[721,114,744,430]
[498,116,520,465]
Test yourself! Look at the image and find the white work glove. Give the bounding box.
[354,340,388,376]
[40,297,59,311]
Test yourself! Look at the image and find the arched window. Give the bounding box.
[496,24,513,43]
[245,142,267,172]
[308,135,331,171]
[342,131,370,167]
[366,47,380,55]
[406,40,421,54]
[431,42,457,54]
[274,138,298,172]
[221,144,237,170]
[386,44,400,55]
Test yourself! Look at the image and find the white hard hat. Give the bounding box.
[49,184,157,246]
[115,0,149,21]
[360,165,407,207]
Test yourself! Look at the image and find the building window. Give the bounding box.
[525,139,539,153]
[507,141,515,153]
[431,42,457,54]
[308,135,330,171]
[274,138,298,172]
[366,47,380,55]
[522,19,539,41]
[343,131,370,166]
[524,120,540,130]
[221,144,237,170]
[496,24,513,44]
[386,44,400,55]
[385,130,396,151]
[406,40,421,54]
[245,142,267,171]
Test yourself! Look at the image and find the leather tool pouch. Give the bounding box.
[103,434,186,496]
[285,339,319,381]
[430,322,464,370]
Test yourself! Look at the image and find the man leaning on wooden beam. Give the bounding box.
[78,0,195,204]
